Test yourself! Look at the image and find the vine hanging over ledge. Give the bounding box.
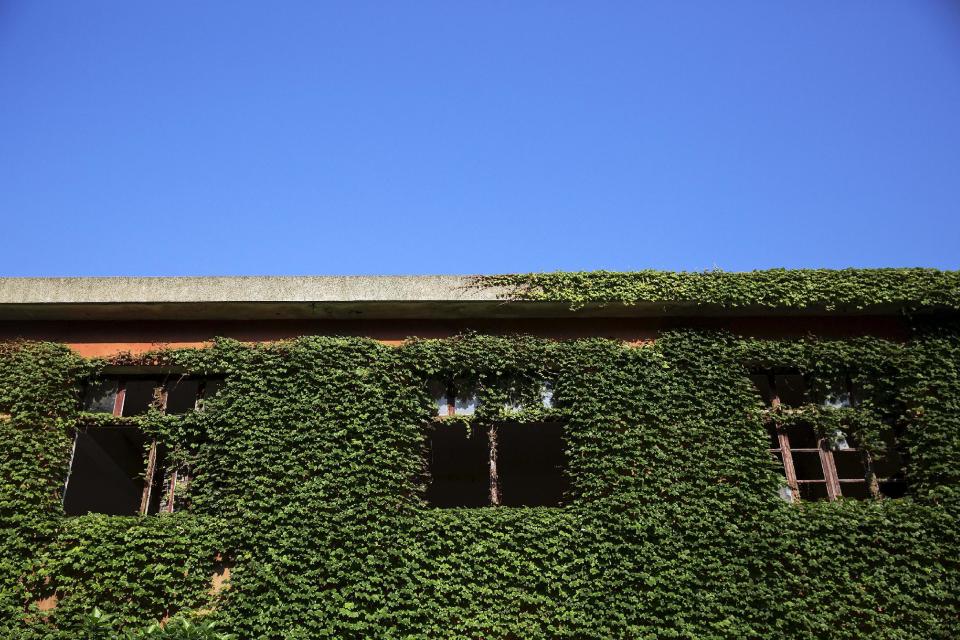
[475,268,960,311]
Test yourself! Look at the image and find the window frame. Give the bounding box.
[66,374,216,516]
[428,382,566,507]
[759,371,879,502]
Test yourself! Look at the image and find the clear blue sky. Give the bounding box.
[2,2,959,276]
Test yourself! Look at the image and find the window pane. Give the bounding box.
[798,482,829,501]
[840,482,871,499]
[63,427,148,516]
[749,375,774,406]
[497,421,568,507]
[792,452,825,480]
[774,374,806,407]
[786,423,819,449]
[834,451,867,480]
[165,379,201,415]
[121,380,157,416]
[83,380,118,413]
[426,423,488,507]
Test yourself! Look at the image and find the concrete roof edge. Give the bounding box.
[0,275,506,304]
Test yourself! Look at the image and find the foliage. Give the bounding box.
[476,268,960,310]
[0,322,958,638]
[82,608,234,639]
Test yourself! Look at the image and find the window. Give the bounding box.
[751,371,904,501]
[426,382,567,507]
[63,375,220,516]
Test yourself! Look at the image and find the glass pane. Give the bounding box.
[749,374,774,406]
[774,374,806,407]
[786,423,819,449]
[834,450,867,480]
[793,451,825,480]
[121,380,157,417]
[165,380,201,415]
[63,427,148,516]
[798,482,829,501]
[840,482,871,499]
[83,380,118,413]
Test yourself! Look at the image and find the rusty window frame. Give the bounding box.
[759,371,877,502]
[66,374,211,516]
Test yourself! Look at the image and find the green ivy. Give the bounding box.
[476,268,960,310]
[0,325,958,638]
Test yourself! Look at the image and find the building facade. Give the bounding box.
[1,271,957,638]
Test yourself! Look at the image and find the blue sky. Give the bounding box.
[1,2,959,276]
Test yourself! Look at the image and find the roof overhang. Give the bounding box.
[0,275,914,321]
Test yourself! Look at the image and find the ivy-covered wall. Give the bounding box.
[1,270,959,638]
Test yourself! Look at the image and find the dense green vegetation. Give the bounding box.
[476,268,960,310]
[1,269,958,638]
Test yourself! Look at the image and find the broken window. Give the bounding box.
[425,423,489,508]
[426,420,567,508]
[64,375,221,516]
[497,421,568,507]
[426,381,567,507]
[752,371,904,501]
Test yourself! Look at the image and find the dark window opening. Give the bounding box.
[798,482,829,501]
[773,374,806,407]
[426,423,488,507]
[834,450,867,479]
[165,379,202,414]
[750,371,806,407]
[120,380,157,416]
[840,482,872,499]
[70,374,221,516]
[872,427,908,498]
[792,452,825,480]
[63,427,149,516]
[426,414,567,508]
[497,421,568,507]
[786,423,819,449]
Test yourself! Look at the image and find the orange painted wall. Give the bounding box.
[0,315,909,358]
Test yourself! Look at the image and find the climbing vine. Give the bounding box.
[0,269,958,638]
[475,268,960,310]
